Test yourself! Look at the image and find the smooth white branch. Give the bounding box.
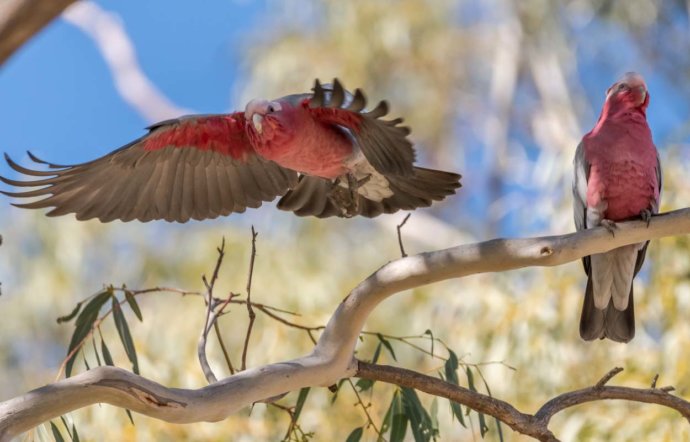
[1,209,690,440]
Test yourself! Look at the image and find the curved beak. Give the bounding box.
[636,86,647,106]
[252,113,264,133]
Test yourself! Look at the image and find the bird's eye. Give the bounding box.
[617,83,629,91]
[266,102,282,113]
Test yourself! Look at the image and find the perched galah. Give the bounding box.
[573,72,661,343]
[1,79,461,222]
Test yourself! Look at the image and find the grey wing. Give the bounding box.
[652,149,662,214]
[573,141,590,232]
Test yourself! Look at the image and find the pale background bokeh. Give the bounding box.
[1,0,690,440]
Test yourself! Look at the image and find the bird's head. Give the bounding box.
[244,98,295,143]
[605,72,649,111]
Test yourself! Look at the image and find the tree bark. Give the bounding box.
[0,0,77,66]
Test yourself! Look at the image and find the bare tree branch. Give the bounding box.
[198,238,227,384]
[357,361,690,442]
[61,1,190,122]
[0,0,77,67]
[2,208,690,440]
[396,213,411,258]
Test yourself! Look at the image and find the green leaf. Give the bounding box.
[59,416,70,434]
[444,350,459,384]
[423,329,434,358]
[389,391,408,442]
[293,387,310,423]
[465,368,489,437]
[355,378,374,393]
[345,426,364,442]
[371,342,382,364]
[476,367,505,442]
[112,298,139,374]
[443,350,465,427]
[450,401,465,428]
[75,291,112,328]
[83,354,90,371]
[124,290,143,322]
[376,333,397,362]
[101,338,114,366]
[50,421,65,442]
[57,301,83,324]
[91,339,102,367]
[71,424,80,442]
[65,291,112,377]
[125,409,135,425]
[401,387,436,442]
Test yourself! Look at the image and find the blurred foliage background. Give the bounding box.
[2,0,690,440]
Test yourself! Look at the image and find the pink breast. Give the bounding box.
[254,114,354,179]
[586,151,658,221]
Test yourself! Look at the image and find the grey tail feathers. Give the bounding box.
[579,276,635,343]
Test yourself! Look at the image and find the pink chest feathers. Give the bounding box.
[252,113,354,179]
[584,124,658,221]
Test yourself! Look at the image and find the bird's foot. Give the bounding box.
[329,178,359,218]
[640,209,653,228]
[601,219,617,237]
[329,173,372,217]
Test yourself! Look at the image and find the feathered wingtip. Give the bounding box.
[0,152,67,208]
[310,78,398,120]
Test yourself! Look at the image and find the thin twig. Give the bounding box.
[213,321,235,375]
[347,378,382,436]
[651,374,659,389]
[271,402,296,441]
[116,286,201,297]
[241,227,259,371]
[595,367,623,389]
[55,294,128,380]
[197,238,227,384]
[396,213,412,258]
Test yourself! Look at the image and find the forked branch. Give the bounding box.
[2,209,690,440]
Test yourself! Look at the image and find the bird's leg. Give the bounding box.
[328,173,373,217]
[600,219,618,237]
[328,175,358,218]
[344,173,365,215]
[640,209,653,228]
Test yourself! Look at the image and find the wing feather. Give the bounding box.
[1,115,298,222]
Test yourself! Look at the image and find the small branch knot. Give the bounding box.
[539,246,553,256]
[595,367,623,389]
[131,388,185,409]
[651,374,659,389]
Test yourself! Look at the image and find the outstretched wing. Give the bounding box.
[1,113,298,223]
[305,79,415,176]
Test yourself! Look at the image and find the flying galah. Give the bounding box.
[573,72,661,343]
[1,79,461,222]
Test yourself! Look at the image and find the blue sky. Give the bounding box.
[0,0,266,167]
